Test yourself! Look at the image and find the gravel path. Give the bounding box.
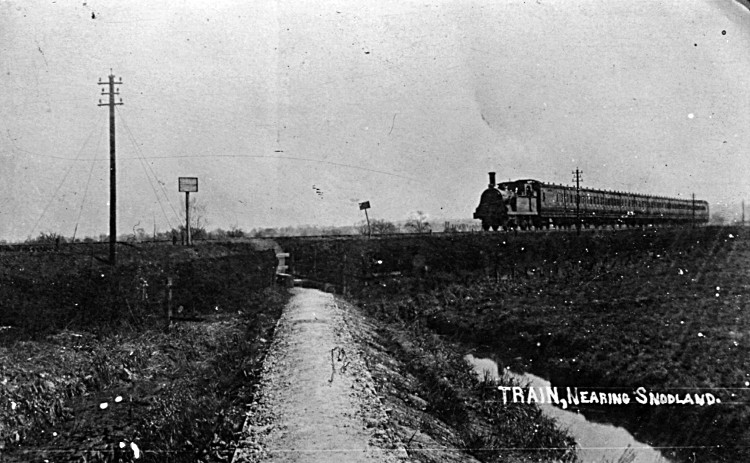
[232,288,409,463]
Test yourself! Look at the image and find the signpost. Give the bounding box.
[179,177,198,246]
[359,201,371,237]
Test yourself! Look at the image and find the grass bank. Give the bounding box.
[0,242,285,461]
[350,305,578,463]
[1,288,288,462]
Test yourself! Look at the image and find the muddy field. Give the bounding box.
[281,226,750,463]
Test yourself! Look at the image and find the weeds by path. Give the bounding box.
[1,288,288,462]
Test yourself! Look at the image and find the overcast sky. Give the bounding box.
[1,0,749,241]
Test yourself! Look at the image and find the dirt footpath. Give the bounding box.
[232,288,409,463]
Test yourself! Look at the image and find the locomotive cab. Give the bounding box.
[497,179,541,229]
[498,180,538,214]
[474,175,544,231]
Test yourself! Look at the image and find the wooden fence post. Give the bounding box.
[164,277,173,333]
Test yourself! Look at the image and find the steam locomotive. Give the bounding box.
[474,172,709,231]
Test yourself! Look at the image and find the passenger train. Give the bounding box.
[474,172,709,231]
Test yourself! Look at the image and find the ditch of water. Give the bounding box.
[465,354,677,463]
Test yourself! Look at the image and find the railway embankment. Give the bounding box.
[279,226,750,463]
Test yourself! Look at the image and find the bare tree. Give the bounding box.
[227,224,245,238]
[178,196,210,240]
[25,232,66,245]
[404,211,431,234]
[356,219,399,235]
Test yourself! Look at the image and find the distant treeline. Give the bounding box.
[9,214,480,245]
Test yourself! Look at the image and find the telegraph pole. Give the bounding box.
[572,168,583,235]
[742,200,745,226]
[98,71,123,265]
[692,193,695,228]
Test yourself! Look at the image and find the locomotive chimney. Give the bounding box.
[488,172,496,188]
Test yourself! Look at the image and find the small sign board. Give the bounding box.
[359,201,370,210]
[178,177,198,192]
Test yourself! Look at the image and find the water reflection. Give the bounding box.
[465,354,676,463]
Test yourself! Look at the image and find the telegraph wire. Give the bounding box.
[72,120,106,241]
[28,115,105,239]
[177,154,417,182]
[134,151,177,231]
[6,148,418,182]
[121,153,419,182]
[116,107,179,229]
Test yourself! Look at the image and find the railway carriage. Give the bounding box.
[474,173,708,231]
